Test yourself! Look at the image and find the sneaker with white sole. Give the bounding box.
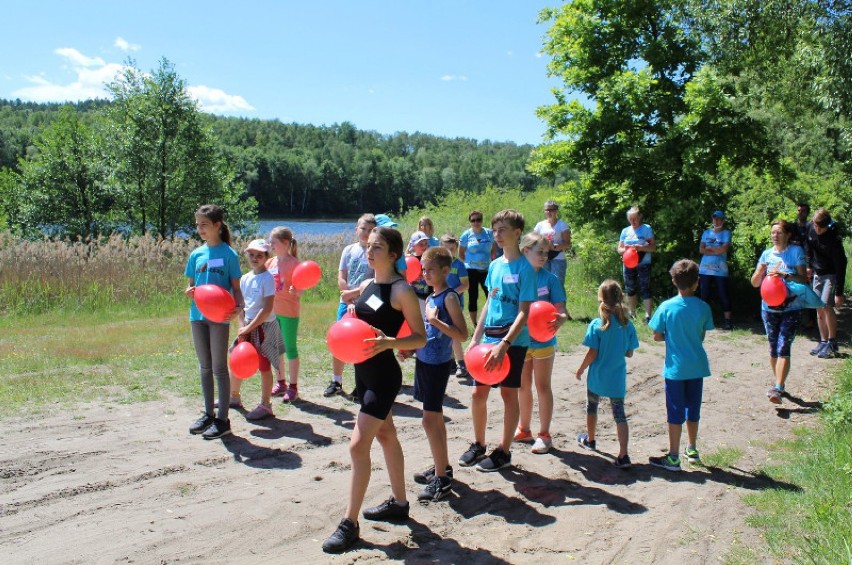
[530,434,552,454]
[613,455,632,469]
[475,448,512,472]
[413,465,454,485]
[201,418,231,440]
[417,475,452,502]
[458,442,486,467]
[649,453,681,471]
[189,413,214,435]
[685,447,700,463]
[245,403,274,420]
[513,427,534,443]
[323,380,343,397]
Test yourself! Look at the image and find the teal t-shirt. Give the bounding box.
[483,255,537,347]
[648,296,714,380]
[756,245,807,312]
[699,228,731,276]
[582,317,639,398]
[530,268,567,349]
[184,243,242,322]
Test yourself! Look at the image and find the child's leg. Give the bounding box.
[345,411,385,522]
[773,311,800,388]
[683,378,704,449]
[686,420,698,448]
[209,323,231,421]
[422,410,449,476]
[585,390,600,441]
[190,321,215,416]
[471,385,491,445]
[498,346,526,452]
[375,413,407,504]
[667,423,683,456]
[664,379,688,457]
[609,398,629,458]
[532,353,555,436]
[259,369,274,405]
[281,316,300,387]
[452,339,465,369]
[518,356,534,433]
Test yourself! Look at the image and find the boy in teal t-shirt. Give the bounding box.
[460,209,537,473]
[648,259,714,471]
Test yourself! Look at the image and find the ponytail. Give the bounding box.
[195,204,232,247]
[219,222,232,246]
[269,226,297,258]
[598,279,628,331]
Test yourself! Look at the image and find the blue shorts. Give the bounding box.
[414,359,453,412]
[664,378,704,424]
[761,310,801,358]
[623,263,652,299]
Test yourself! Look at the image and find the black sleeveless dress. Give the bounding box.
[353,279,406,420]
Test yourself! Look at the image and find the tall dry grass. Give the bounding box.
[0,231,352,315]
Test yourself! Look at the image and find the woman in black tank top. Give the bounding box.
[323,227,427,554]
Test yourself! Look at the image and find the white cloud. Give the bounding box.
[12,47,254,116]
[440,74,468,82]
[114,37,141,52]
[187,85,255,114]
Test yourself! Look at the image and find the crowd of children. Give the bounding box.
[182,203,842,554]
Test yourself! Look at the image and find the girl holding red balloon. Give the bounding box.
[322,227,427,554]
[184,205,244,440]
[267,227,305,402]
[515,233,568,455]
[226,239,286,421]
[618,206,656,323]
[750,220,809,404]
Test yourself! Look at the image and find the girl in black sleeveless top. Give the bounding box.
[323,227,427,554]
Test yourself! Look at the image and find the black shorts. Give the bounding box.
[413,359,453,412]
[355,351,402,420]
[474,345,527,389]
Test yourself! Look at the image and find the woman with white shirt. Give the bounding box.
[533,200,571,288]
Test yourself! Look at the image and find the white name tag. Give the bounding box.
[537,286,549,297]
[268,266,278,276]
[502,273,519,284]
[366,294,384,311]
[207,258,224,268]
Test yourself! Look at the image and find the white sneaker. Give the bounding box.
[530,435,552,454]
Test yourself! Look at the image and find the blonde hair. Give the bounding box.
[418,216,434,234]
[269,226,298,259]
[598,279,628,331]
[520,231,549,252]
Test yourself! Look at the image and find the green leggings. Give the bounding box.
[276,315,300,360]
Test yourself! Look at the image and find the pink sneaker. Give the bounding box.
[246,403,274,420]
[271,380,288,397]
[282,386,299,402]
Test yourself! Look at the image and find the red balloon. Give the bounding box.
[761,275,788,307]
[292,260,322,290]
[194,284,236,323]
[396,320,412,339]
[623,247,639,269]
[229,342,259,380]
[326,317,376,364]
[405,256,422,283]
[464,343,510,386]
[528,300,558,342]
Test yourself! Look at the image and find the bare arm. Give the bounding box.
[653,332,665,342]
[575,347,598,380]
[428,291,468,342]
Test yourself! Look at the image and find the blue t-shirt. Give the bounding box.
[460,228,494,271]
[483,255,537,347]
[416,288,458,365]
[447,258,468,294]
[531,268,567,349]
[756,245,807,312]
[427,236,440,248]
[619,224,654,265]
[699,228,731,276]
[648,296,714,380]
[583,317,639,398]
[184,243,242,322]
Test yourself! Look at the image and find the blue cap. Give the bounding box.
[375,214,398,228]
[712,210,725,219]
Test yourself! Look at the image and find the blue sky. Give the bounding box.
[0,1,563,145]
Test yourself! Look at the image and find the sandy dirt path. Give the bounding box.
[1,321,842,564]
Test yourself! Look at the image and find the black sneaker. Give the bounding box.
[322,518,359,553]
[413,465,454,485]
[613,455,632,469]
[323,380,343,397]
[454,363,469,378]
[418,475,452,502]
[458,442,486,467]
[723,319,734,331]
[476,448,512,472]
[189,413,214,435]
[201,418,231,440]
[362,496,410,522]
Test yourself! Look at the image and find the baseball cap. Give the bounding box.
[244,238,270,253]
[375,214,398,228]
[711,210,725,219]
[409,231,429,247]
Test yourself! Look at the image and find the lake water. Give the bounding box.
[254,219,354,237]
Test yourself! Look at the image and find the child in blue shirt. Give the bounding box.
[459,209,537,473]
[575,280,639,468]
[440,234,470,378]
[648,259,714,471]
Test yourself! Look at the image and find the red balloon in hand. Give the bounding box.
[396,321,412,339]
[528,301,558,342]
[623,247,639,269]
[230,342,260,380]
[464,343,510,386]
[405,256,422,283]
[194,284,236,322]
[292,260,322,290]
[326,317,377,364]
[761,275,788,307]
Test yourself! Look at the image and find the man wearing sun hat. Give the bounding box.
[375,213,398,228]
[698,210,733,330]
